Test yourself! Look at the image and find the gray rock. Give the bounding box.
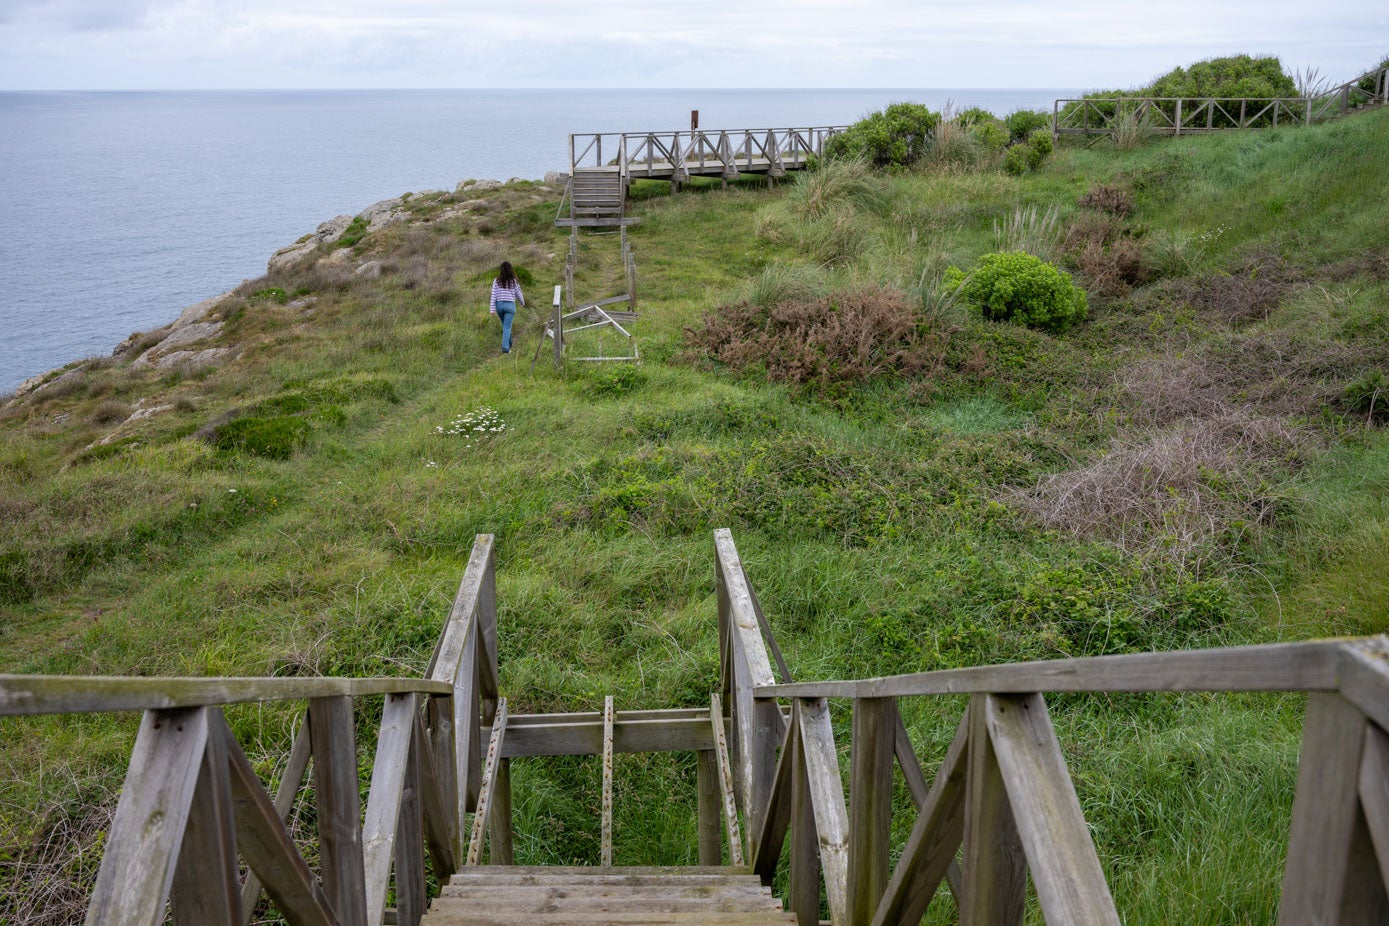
[173,291,233,327]
[544,170,569,185]
[354,260,384,278]
[153,347,236,373]
[359,197,409,230]
[28,366,87,397]
[457,179,502,192]
[267,214,354,273]
[131,320,224,367]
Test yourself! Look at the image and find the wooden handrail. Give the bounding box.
[753,638,1349,698]
[715,528,1389,926]
[13,533,500,926]
[0,675,451,716]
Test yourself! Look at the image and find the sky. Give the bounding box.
[0,0,1384,91]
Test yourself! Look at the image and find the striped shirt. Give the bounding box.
[490,279,525,313]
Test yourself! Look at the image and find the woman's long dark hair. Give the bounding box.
[497,261,517,288]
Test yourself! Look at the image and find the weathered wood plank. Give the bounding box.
[363,693,417,926]
[1278,693,1376,925]
[1357,724,1389,902]
[310,695,368,926]
[848,698,897,926]
[716,528,781,837]
[602,695,615,867]
[467,697,508,865]
[412,912,796,926]
[798,697,850,926]
[415,708,458,874]
[984,694,1120,926]
[752,712,797,882]
[871,710,970,926]
[0,675,450,716]
[86,707,209,926]
[710,693,746,866]
[489,758,515,865]
[239,713,312,924]
[758,638,1350,699]
[1339,638,1389,732]
[427,534,494,686]
[961,695,1025,926]
[394,722,427,926]
[222,718,337,926]
[790,708,820,926]
[696,750,723,865]
[171,707,240,926]
[496,716,713,757]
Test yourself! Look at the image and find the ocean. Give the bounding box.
[0,88,1079,392]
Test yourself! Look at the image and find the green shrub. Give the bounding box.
[1027,128,1054,159]
[336,216,370,250]
[1003,145,1032,176]
[1147,54,1296,99]
[823,102,939,168]
[213,415,311,459]
[970,120,1010,152]
[956,107,998,128]
[249,287,288,303]
[944,251,1088,333]
[1005,109,1050,142]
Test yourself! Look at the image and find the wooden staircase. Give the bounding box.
[421,866,796,925]
[568,167,627,225]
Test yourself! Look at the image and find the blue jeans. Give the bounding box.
[495,300,516,352]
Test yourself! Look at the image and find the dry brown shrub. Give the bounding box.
[1168,250,1301,324]
[1061,214,1150,295]
[1015,411,1309,561]
[1078,183,1136,217]
[685,286,955,387]
[1118,331,1376,426]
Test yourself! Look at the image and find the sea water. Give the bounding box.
[0,88,1078,391]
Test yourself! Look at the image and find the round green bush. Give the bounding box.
[823,102,939,168]
[1005,109,1050,142]
[970,120,1009,152]
[1002,144,1032,176]
[944,252,1088,334]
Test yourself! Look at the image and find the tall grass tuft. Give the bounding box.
[993,204,1062,260]
[783,158,877,220]
[1112,105,1155,150]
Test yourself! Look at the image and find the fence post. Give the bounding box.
[310,696,368,926]
[848,698,897,926]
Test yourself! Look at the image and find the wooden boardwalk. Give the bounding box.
[5,531,1389,924]
[559,126,845,227]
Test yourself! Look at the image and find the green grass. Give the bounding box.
[4,108,1389,921]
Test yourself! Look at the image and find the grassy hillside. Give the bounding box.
[3,108,1388,922]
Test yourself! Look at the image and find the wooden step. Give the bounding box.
[422,867,788,926]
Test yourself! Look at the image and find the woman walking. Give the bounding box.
[489,261,525,354]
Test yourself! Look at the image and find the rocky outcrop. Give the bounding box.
[130,320,225,368]
[148,347,236,373]
[267,215,353,273]
[354,261,384,279]
[457,179,503,192]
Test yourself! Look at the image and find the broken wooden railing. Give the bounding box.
[717,528,1389,925]
[0,533,501,926]
[1053,64,1389,138]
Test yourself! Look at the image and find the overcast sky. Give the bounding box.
[0,0,1384,91]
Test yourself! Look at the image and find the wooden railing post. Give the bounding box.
[789,702,820,926]
[696,750,723,864]
[960,694,1024,926]
[172,707,240,926]
[309,695,367,926]
[1280,689,1389,923]
[848,698,897,926]
[86,707,211,926]
[394,720,427,926]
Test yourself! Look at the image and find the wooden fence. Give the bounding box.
[715,526,1389,925]
[568,126,846,184]
[1054,65,1389,138]
[5,528,1389,923]
[0,535,503,926]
